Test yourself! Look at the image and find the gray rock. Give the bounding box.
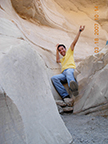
[74,45,108,117]
[0,17,72,144]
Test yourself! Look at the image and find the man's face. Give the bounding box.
[58,46,66,56]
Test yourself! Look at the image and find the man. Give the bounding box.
[51,25,85,107]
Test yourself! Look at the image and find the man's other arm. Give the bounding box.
[56,44,61,63]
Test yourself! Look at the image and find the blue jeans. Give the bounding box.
[51,68,76,99]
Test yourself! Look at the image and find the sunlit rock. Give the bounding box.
[0,0,108,143]
[0,5,72,144]
[74,44,108,117]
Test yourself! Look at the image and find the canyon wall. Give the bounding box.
[0,0,108,143]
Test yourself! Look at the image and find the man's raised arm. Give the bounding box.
[70,25,85,51]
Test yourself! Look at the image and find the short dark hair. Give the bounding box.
[57,44,66,51]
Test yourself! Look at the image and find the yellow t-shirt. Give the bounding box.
[60,47,76,72]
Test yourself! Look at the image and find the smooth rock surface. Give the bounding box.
[74,45,108,117]
[0,34,72,144]
[1,0,108,143]
[7,0,108,100]
[0,4,72,144]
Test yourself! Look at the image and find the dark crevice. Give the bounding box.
[0,5,5,11]
[0,33,25,40]
[75,102,108,116]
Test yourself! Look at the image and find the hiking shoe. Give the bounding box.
[64,97,74,107]
[70,80,79,96]
[73,91,79,96]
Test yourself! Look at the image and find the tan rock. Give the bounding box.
[0,7,73,144]
[74,45,108,117]
[0,36,73,144]
[64,98,74,107]
[57,105,73,114]
[1,0,108,143]
[56,100,67,107]
[62,106,73,112]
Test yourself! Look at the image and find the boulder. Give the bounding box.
[0,17,72,144]
[74,44,108,117]
[1,0,108,143]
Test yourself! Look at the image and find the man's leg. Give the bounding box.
[51,73,74,107]
[64,68,79,96]
[51,73,69,99]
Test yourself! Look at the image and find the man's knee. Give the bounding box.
[51,75,57,83]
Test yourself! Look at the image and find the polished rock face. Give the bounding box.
[0,0,108,143]
[0,1,73,144]
[74,45,108,117]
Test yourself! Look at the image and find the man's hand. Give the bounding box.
[70,25,85,51]
[79,25,85,32]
